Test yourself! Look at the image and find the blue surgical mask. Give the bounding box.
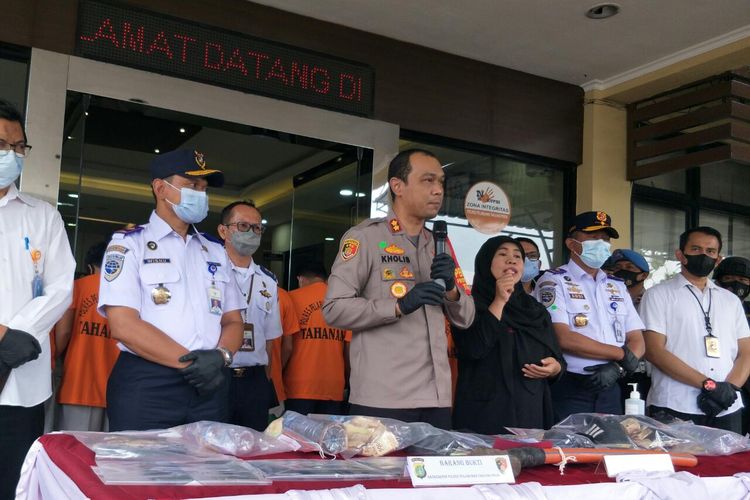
[0,151,23,188]
[165,181,209,224]
[521,257,540,283]
[576,239,611,269]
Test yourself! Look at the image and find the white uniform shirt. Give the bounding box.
[534,259,644,374]
[640,273,750,416]
[98,211,242,352]
[0,183,75,406]
[230,260,282,367]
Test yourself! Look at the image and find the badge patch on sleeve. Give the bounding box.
[341,238,360,261]
[104,253,125,282]
[539,287,556,308]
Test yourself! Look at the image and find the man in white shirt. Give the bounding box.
[642,227,750,433]
[0,99,75,500]
[217,200,282,431]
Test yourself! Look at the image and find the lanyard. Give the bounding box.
[685,285,713,336]
[236,271,255,322]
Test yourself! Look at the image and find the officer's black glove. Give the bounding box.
[702,381,739,410]
[397,281,446,315]
[619,345,641,374]
[697,392,724,418]
[0,328,42,368]
[430,253,456,291]
[179,349,225,394]
[583,362,623,392]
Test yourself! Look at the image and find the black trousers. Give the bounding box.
[285,398,344,416]
[551,372,622,423]
[348,403,451,430]
[107,352,229,431]
[0,402,44,500]
[227,366,273,431]
[649,405,743,434]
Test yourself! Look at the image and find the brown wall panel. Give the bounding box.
[1,0,583,164]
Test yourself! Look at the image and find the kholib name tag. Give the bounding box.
[407,455,515,487]
[240,322,255,352]
[705,335,720,358]
[603,453,674,477]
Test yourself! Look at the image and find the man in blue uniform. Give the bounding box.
[98,149,243,431]
[534,211,645,420]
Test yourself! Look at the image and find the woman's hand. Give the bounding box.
[494,272,516,304]
[522,357,561,379]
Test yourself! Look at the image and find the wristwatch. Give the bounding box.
[702,378,716,392]
[217,347,233,367]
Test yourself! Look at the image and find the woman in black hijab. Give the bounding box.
[452,236,564,433]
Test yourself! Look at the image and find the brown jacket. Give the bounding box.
[323,212,475,409]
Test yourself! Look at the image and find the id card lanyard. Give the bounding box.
[238,273,256,352]
[25,237,43,298]
[685,285,719,358]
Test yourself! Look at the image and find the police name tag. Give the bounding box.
[406,455,515,487]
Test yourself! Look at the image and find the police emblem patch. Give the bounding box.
[383,268,396,280]
[384,243,405,255]
[195,150,206,169]
[104,253,125,282]
[341,238,360,260]
[390,281,408,298]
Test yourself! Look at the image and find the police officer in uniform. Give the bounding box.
[534,211,645,421]
[99,149,243,431]
[217,200,282,431]
[323,149,475,429]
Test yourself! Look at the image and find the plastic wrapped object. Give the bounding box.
[174,420,299,457]
[407,429,497,456]
[249,457,407,481]
[265,411,348,456]
[70,429,212,462]
[93,458,270,485]
[539,413,750,456]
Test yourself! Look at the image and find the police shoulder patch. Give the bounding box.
[547,267,567,275]
[259,265,278,283]
[341,238,360,261]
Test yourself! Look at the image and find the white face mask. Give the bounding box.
[165,181,209,224]
[0,150,23,188]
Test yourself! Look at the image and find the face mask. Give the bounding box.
[683,253,716,278]
[521,257,540,283]
[165,181,208,224]
[0,151,23,188]
[720,280,750,300]
[230,231,261,256]
[613,269,644,288]
[575,239,611,269]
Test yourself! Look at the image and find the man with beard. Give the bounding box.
[642,227,750,433]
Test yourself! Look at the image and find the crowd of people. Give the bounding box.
[1,99,749,499]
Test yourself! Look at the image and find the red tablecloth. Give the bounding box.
[38,434,750,500]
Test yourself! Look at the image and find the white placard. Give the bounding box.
[603,453,675,477]
[406,455,515,487]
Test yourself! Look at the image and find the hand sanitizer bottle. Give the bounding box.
[624,382,645,415]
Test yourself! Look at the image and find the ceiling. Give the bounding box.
[250,0,750,88]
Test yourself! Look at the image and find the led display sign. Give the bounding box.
[76,0,375,116]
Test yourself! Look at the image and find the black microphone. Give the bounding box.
[433,220,448,289]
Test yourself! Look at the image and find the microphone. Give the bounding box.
[433,220,448,289]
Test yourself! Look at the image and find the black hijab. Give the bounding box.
[470,236,562,385]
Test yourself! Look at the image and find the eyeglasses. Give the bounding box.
[0,139,32,157]
[224,222,266,234]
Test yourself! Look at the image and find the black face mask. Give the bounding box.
[613,269,645,288]
[720,280,750,300]
[683,253,717,277]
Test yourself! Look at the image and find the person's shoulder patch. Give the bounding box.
[341,238,360,261]
[539,287,556,308]
[547,267,567,275]
[537,280,556,288]
[106,244,129,254]
[259,265,278,282]
[103,252,125,282]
